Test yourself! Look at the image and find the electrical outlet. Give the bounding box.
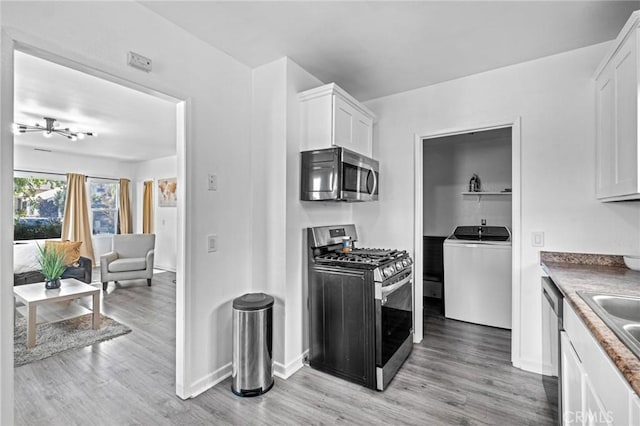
[127,51,152,72]
[208,174,217,191]
[532,231,545,247]
[207,235,218,253]
[481,219,487,226]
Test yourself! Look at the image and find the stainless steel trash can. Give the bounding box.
[232,292,274,396]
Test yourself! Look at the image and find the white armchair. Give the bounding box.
[100,234,155,291]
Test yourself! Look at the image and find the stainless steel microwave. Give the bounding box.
[300,147,379,202]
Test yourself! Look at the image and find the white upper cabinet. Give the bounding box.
[595,12,640,201]
[299,83,376,157]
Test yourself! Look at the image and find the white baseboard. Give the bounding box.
[517,357,543,375]
[155,265,176,273]
[187,362,232,398]
[188,350,308,398]
[274,350,308,380]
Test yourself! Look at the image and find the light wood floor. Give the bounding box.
[14,279,554,425]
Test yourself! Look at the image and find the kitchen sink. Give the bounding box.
[624,324,640,341]
[589,294,640,322]
[578,292,640,360]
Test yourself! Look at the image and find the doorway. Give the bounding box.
[422,128,512,317]
[413,118,522,366]
[1,37,189,420]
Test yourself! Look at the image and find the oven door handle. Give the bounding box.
[380,274,412,304]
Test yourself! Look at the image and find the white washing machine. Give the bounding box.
[443,225,512,329]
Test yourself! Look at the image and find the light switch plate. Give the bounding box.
[207,234,218,252]
[532,231,544,247]
[208,174,217,191]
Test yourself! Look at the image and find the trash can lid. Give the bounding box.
[233,293,274,311]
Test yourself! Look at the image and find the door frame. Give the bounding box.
[0,29,192,423]
[413,117,522,366]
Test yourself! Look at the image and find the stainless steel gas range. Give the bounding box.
[307,224,413,391]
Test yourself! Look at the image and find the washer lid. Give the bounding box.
[450,225,511,242]
[233,293,275,310]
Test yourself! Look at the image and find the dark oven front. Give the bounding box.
[375,269,413,390]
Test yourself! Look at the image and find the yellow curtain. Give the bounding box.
[118,178,132,234]
[62,173,95,263]
[143,180,153,234]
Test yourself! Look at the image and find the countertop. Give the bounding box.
[541,252,640,396]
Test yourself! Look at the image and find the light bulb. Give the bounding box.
[77,133,85,140]
[69,135,77,141]
[12,123,20,134]
[69,127,78,133]
[43,132,52,138]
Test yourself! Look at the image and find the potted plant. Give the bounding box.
[37,244,66,289]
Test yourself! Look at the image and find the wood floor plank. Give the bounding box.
[14,282,554,425]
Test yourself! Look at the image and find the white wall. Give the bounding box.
[423,129,512,236]
[2,1,253,402]
[132,155,177,271]
[14,145,134,178]
[357,41,640,373]
[251,58,288,369]
[251,57,355,376]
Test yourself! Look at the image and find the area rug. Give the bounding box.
[14,313,131,367]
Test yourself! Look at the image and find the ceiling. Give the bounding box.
[142,1,640,101]
[14,2,640,162]
[14,51,177,162]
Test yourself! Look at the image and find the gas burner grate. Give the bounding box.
[315,248,406,267]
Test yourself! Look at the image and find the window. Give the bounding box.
[90,180,119,235]
[13,175,66,240]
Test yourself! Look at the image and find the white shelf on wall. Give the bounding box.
[461,191,512,201]
[461,191,512,196]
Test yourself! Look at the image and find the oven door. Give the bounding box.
[341,149,379,201]
[375,271,413,390]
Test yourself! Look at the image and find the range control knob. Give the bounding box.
[396,261,403,271]
[402,259,409,267]
[382,267,391,278]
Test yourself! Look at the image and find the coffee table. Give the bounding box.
[13,278,101,348]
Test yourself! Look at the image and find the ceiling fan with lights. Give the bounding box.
[13,117,97,141]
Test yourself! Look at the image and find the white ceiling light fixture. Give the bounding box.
[13,117,97,141]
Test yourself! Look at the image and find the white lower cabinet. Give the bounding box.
[583,375,612,426]
[630,394,640,425]
[562,300,633,425]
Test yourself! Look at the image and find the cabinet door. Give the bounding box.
[630,394,640,426]
[584,375,613,426]
[612,32,638,197]
[596,30,639,200]
[561,331,584,425]
[333,95,373,157]
[353,113,373,157]
[334,95,356,149]
[596,62,616,198]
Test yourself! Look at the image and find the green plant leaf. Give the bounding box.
[36,243,66,280]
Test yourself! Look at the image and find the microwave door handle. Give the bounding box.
[367,165,378,195]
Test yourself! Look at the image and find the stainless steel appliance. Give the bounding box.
[300,147,379,202]
[541,276,563,425]
[307,224,413,390]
